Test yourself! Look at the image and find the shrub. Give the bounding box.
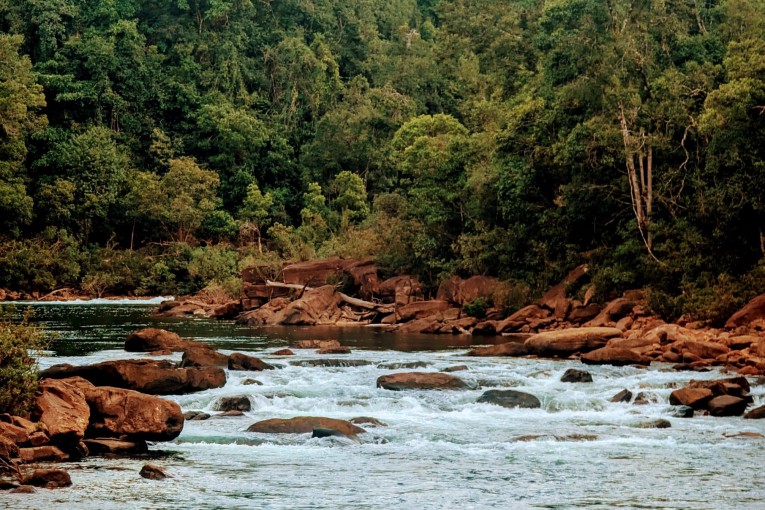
[463,297,489,319]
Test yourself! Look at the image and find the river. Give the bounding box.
[6,301,765,509]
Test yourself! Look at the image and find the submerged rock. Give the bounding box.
[376,372,469,391]
[707,395,748,417]
[636,419,672,429]
[441,365,468,373]
[21,469,71,488]
[228,353,275,371]
[247,417,364,436]
[610,389,633,403]
[213,396,251,413]
[290,359,372,368]
[477,390,541,409]
[672,406,694,418]
[377,361,429,370]
[139,464,170,480]
[560,368,593,383]
[466,343,528,357]
[349,417,387,427]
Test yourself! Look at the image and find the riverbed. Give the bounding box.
[6,301,765,509]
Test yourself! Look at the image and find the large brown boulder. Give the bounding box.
[585,293,643,327]
[210,301,242,319]
[496,305,550,333]
[396,300,452,322]
[40,360,226,395]
[378,276,423,306]
[246,417,364,436]
[437,276,500,306]
[669,388,714,409]
[125,328,191,352]
[376,372,468,390]
[524,327,621,357]
[19,446,69,463]
[290,339,341,349]
[726,294,765,328]
[466,342,528,357]
[86,386,183,441]
[342,259,381,300]
[21,469,72,488]
[228,353,275,371]
[669,340,729,360]
[33,378,90,443]
[272,285,343,326]
[393,317,444,334]
[476,390,541,409]
[181,346,229,367]
[237,297,291,326]
[580,347,651,366]
[708,395,748,417]
[282,257,346,287]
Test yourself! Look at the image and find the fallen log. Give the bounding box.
[265,280,394,314]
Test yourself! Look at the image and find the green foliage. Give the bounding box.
[0,228,80,292]
[463,297,489,319]
[0,306,50,416]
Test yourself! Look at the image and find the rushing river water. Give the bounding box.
[6,301,765,509]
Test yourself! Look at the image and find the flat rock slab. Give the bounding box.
[477,390,541,409]
[376,372,469,391]
[524,327,621,357]
[247,417,364,436]
[466,343,528,357]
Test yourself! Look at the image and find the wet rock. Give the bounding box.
[636,419,671,429]
[376,372,469,391]
[238,297,290,326]
[524,328,621,357]
[669,388,714,409]
[291,339,341,350]
[610,389,633,403]
[291,359,372,368]
[28,431,49,447]
[560,368,593,383]
[311,427,361,441]
[10,485,35,493]
[393,317,444,334]
[125,328,191,352]
[477,389,541,409]
[472,321,498,336]
[86,386,184,441]
[213,396,251,412]
[317,346,352,354]
[242,379,263,386]
[219,410,244,417]
[40,360,226,395]
[83,439,148,455]
[228,353,275,371]
[349,417,387,427]
[744,406,765,419]
[33,378,90,443]
[672,406,695,418]
[377,361,429,370]
[632,392,653,405]
[466,342,528,357]
[707,395,748,417]
[139,464,170,480]
[247,417,364,436]
[580,347,650,366]
[19,446,69,463]
[272,349,295,356]
[180,347,229,368]
[183,411,211,421]
[687,377,751,397]
[441,365,468,373]
[21,469,71,488]
[211,301,241,319]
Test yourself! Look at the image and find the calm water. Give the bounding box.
[5,301,765,509]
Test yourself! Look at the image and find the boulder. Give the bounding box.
[237,297,291,326]
[213,396,251,412]
[636,419,672,429]
[139,464,170,480]
[377,361,429,370]
[0,421,29,444]
[670,340,729,360]
[125,328,191,352]
[19,446,69,463]
[272,349,295,356]
[707,395,748,417]
[247,416,364,436]
[86,386,184,441]
[580,347,651,366]
[672,406,695,418]
[744,406,765,419]
[585,294,643,327]
[210,301,242,319]
[0,435,18,459]
[472,321,498,336]
[378,276,423,306]
[21,469,71,488]
[669,388,714,409]
[568,303,602,324]
[560,368,593,383]
[393,317,444,334]
[342,259,381,300]
[273,286,343,326]
[10,486,35,494]
[184,411,211,421]
[291,339,341,349]
[437,276,501,306]
[477,390,541,409]
[33,378,90,443]
[610,389,633,403]
[726,294,765,328]
[467,342,530,357]
[376,372,468,391]
[83,439,148,455]
[349,417,387,427]
[180,346,229,367]
[687,376,750,397]
[524,328,621,357]
[396,300,452,322]
[317,346,352,354]
[40,360,226,395]
[496,305,549,333]
[282,257,346,287]
[441,365,468,373]
[228,353,275,371]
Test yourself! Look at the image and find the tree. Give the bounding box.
[239,182,274,252]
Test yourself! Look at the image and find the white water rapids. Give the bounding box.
[5,304,765,509]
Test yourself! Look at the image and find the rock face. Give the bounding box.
[247,417,364,436]
[466,342,528,357]
[86,386,184,441]
[228,353,275,371]
[33,378,90,443]
[376,372,468,391]
[125,328,191,352]
[524,328,621,357]
[580,347,650,366]
[40,360,226,395]
[273,285,344,326]
[477,390,541,409]
[725,294,765,328]
[560,368,593,383]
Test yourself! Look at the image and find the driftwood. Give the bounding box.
[265,280,394,314]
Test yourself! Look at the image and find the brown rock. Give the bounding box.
[343,258,381,300]
[726,294,765,328]
[393,317,443,334]
[466,342,528,357]
[472,321,498,336]
[317,346,352,354]
[86,386,184,441]
[580,347,650,366]
[437,276,501,306]
[0,421,29,444]
[10,485,36,493]
[247,416,364,436]
[585,295,642,327]
[40,360,226,395]
[19,446,69,463]
[568,303,602,324]
[28,431,49,447]
[181,346,229,367]
[213,396,251,412]
[273,285,344,326]
[744,406,765,419]
[242,282,290,300]
[125,328,191,352]
[211,301,242,319]
[669,388,714,409]
[670,340,729,360]
[378,276,423,306]
[442,365,468,372]
[33,378,90,443]
[21,469,71,488]
[349,417,387,427]
[282,257,346,287]
[228,353,275,371]
[496,305,549,333]
[396,300,452,322]
[687,376,750,397]
[376,372,468,390]
[291,339,341,349]
[237,297,291,326]
[272,349,295,356]
[140,464,170,480]
[524,327,621,357]
[83,438,148,454]
[610,389,633,403]
[707,395,748,417]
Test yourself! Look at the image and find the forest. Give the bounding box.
[0,0,764,324]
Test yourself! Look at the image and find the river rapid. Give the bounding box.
[5,301,765,509]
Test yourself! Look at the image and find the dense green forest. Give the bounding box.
[0,0,764,321]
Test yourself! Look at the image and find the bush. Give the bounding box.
[0,307,50,416]
[463,297,489,319]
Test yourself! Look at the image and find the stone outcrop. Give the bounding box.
[33,378,90,443]
[272,285,344,326]
[436,276,501,306]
